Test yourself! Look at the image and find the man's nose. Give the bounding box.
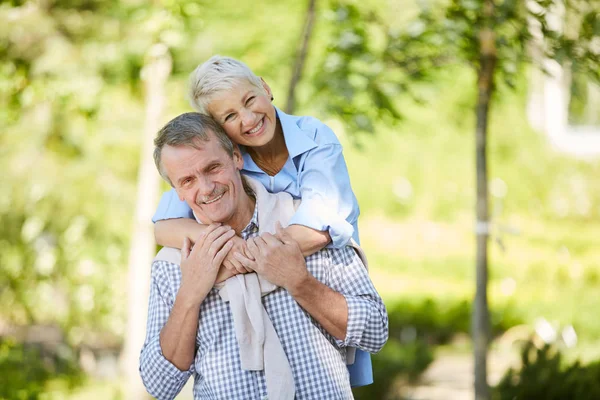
[198,176,216,197]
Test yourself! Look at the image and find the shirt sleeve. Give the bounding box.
[326,247,389,353]
[139,261,194,399]
[152,189,195,223]
[288,143,359,248]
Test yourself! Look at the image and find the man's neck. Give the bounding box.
[229,192,256,236]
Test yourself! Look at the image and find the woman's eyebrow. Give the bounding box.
[218,91,253,119]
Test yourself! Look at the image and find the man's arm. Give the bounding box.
[238,223,388,351]
[140,224,234,399]
[241,224,346,338]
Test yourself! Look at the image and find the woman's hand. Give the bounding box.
[222,235,254,275]
[234,222,309,293]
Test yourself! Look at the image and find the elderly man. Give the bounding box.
[139,112,388,400]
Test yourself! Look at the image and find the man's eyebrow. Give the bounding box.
[202,161,221,171]
[176,174,193,186]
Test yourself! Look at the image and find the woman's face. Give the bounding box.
[207,79,278,149]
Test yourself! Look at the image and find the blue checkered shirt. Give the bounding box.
[139,206,388,399]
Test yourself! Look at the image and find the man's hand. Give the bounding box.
[235,222,309,294]
[179,223,235,305]
[222,235,254,275]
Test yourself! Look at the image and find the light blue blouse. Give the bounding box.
[153,107,360,248]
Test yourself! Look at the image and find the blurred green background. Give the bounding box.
[1,0,599,399]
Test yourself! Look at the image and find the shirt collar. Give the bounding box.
[241,198,259,239]
[275,106,318,159]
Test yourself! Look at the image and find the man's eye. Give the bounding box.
[182,178,192,186]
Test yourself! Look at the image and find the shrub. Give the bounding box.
[494,340,600,400]
[0,338,83,400]
[354,298,523,400]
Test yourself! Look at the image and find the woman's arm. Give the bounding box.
[284,224,331,257]
[155,219,206,249]
[289,141,359,248]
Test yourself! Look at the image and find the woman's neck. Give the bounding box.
[247,118,289,176]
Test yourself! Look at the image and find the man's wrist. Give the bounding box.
[286,272,315,299]
[177,282,209,309]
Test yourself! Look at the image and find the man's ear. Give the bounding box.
[233,145,244,170]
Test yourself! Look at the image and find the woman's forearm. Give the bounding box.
[155,219,206,248]
[285,225,331,257]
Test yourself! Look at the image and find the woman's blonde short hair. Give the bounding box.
[188,55,265,115]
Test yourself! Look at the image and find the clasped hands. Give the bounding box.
[180,222,308,296]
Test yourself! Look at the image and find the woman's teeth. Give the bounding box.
[248,119,263,134]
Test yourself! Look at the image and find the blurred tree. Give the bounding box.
[316,1,599,398]
[0,0,202,396]
[285,0,317,114]
[121,43,172,400]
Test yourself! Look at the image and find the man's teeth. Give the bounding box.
[248,119,263,134]
[204,193,224,204]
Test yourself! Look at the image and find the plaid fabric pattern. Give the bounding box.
[139,206,388,400]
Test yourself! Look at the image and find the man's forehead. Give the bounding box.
[164,138,227,167]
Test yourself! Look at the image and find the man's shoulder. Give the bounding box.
[311,245,365,268]
[151,247,183,286]
[154,247,182,265]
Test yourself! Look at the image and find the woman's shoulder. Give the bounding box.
[287,112,341,147]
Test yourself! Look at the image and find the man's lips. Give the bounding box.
[201,192,225,205]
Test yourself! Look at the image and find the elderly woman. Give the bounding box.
[153,55,372,387]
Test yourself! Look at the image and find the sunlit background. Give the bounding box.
[1,0,599,399]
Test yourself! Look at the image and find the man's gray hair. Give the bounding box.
[188,55,265,115]
[153,112,235,186]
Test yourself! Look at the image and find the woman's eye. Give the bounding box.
[246,96,255,105]
[224,114,234,122]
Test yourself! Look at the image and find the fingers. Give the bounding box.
[275,222,299,248]
[193,223,222,248]
[234,252,256,272]
[181,237,191,260]
[246,237,261,258]
[189,224,233,261]
[223,260,237,273]
[214,240,234,267]
[261,232,283,247]
[274,222,292,243]
[239,240,255,261]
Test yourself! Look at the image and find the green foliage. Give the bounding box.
[494,341,600,400]
[316,0,600,133]
[353,298,522,399]
[354,340,434,400]
[0,338,83,400]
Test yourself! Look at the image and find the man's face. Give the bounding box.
[207,79,278,149]
[161,133,246,226]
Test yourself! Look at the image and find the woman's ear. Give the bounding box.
[260,77,273,101]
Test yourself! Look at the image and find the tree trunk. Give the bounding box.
[121,43,172,399]
[474,1,496,399]
[285,0,317,114]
